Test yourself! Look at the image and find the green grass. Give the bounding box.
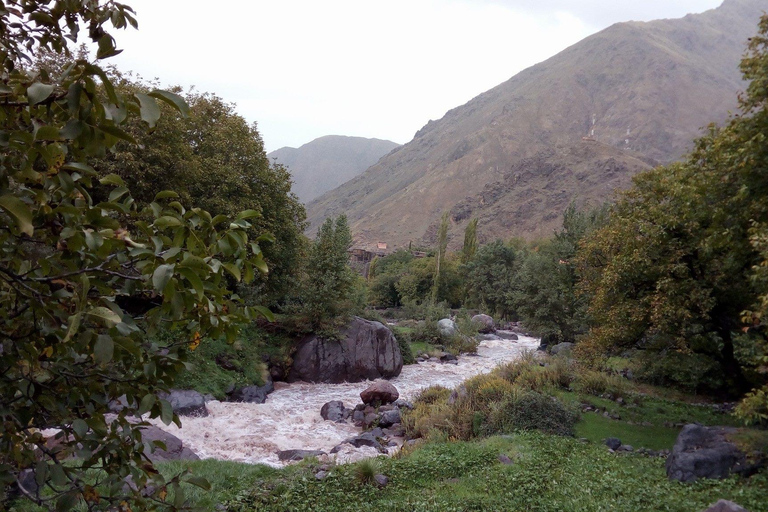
[222,432,768,512]
[575,412,680,450]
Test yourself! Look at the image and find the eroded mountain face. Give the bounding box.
[307,0,763,249]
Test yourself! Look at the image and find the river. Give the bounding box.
[150,332,539,467]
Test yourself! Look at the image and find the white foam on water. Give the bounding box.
[148,333,539,467]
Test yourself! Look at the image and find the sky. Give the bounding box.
[111,1,724,153]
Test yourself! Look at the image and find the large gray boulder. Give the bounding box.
[666,424,747,482]
[288,317,403,383]
[320,400,349,422]
[471,314,495,334]
[550,342,575,356]
[140,426,199,463]
[162,389,208,417]
[229,378,275,404]
[438,318,457,337]
[701,501,750,512]
[277,449,326,462]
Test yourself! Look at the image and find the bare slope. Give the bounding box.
[307,0,762,248]
[268,135,399,203]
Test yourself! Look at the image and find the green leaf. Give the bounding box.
[148,90,190,117]
[108,186,129,202]
[236,209,261,220]
[160,399,174,425]
[72,419,88,438]
[184,476,211,491]
[27,83,54,105]
[254,306,275,322]
[93,335,114,364]
[62,313,81,343]
[50,464,68,486]
[135,92,161,128]
[152,264,175,293]
[253,255,268,274]
[154,216,183,229]
[62,162,95,175]
[35,125,61,141]
[222,263,241,282]
[178,267,205,299]
[257,233,277,243]
[87,307,121,327]
[139,394,155,416]
[0,195,34,236]
[154,190,179,200]
[100,124,137,144]
[56,492,78,511]
[99,174,125,187]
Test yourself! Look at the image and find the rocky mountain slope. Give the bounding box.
[268,136,399,203]
[306,0,763,248]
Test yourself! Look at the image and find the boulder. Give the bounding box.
[320,400,348,422]
[701,500,750,512]
[288,317,403,383]
[140,426,200,463]
[373,474,389,488]
[438,318,457,337]
[229,378,274,404]
[378,409,401,428]
[360,381,399,405]
[605,438,622,450]
[498,332,519,341]
[550,342,575,356]
[277,449,326,462]
[666,425,746,482]
[471,314,495,333]
[162,389,208,417]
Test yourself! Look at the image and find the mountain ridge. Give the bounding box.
[268,135,399,204]
[306,0,763,249]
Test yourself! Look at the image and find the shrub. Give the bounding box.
[571,370,629,398]
[632,350,725,393]
[395,329,416,365]
[414,385,452,405]
[355,459,378,486]
[485,391,579,437]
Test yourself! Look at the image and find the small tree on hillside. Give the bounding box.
[462,218,479,264]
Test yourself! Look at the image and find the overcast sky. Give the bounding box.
[112,1,724,152]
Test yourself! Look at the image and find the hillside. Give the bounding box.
[268,136,399,203]
[306,0,763,248]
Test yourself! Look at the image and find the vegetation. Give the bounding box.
[0,2,277,509]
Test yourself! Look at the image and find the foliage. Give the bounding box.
[353,459,378,486]
[393,329,416,365]
[514,205,606,342]
[89,78,307,309]
[462,239,521,319]
[367,250,413,307]
[225,432,768,512]
[293,215,355,329]
[0,2,271,509]
[432,212,450,303]
[461,217,478,264]
[571,370,629,399]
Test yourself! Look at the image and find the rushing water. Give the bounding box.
[149,333,539,467]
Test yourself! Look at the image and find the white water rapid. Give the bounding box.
[149,333,539,467]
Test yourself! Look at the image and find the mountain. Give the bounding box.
[268,136,400,203]
[306,0,763,249]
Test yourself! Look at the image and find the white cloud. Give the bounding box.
[111,0,723,152]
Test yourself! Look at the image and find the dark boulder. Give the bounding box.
[140,426,199,463]
[360,381,399,405]
[277,449,326,462]
[162,389,208,417]
[288,317,403,383]
[666,425,747,482]
[378,409,401,428]
[550,342,575,356]
[701,500,750,512]
[229,378,274,404]
[471,314,496,334]
[320,400,349,422]
[605,438,622,450]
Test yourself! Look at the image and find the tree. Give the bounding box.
[0,2,270,509]
[298,215,355,328]
[514,205,606,342]
[461,217,478,264]
[462,240,520,319]
[89,80,307,309]
[577,15,768,399]
[432,212,449,303]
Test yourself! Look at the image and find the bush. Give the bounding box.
[395,329,416,365]
[485,391,579,437]
[571,370,629,398]
[632,350,724,393]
